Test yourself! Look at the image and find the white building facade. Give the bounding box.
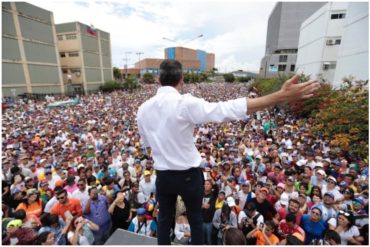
[296,2,368,88]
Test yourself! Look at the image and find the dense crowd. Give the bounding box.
[1,82,368,245]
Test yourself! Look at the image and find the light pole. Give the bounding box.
[136,52,144,78]
[124,52,132,79]
[162,34,203,46]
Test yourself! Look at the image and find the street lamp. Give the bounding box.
[136,52,144,79]
[124,52,132,79]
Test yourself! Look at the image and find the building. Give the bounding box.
[134,58,165,76]
[333,2,368,87]
[259,2,326,78]
[2,2,64,96]
[165,47,215,73]
[56,22,113,93]
[296,2,368,87]
[295,2,348,84]
[231,70,257,78]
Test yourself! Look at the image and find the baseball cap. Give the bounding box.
[352,197,365,206]
[144,170,151,176]
[324,192,335,200]
[316,169,326,177]
[246,202,257,212]
[280,193,289,206]
[40,180,49,187]
[226,197,236,207]
[327,176,337,183]
[277,183,285,189]
[7,219,23,230]
[260,187,269,194]
[54,180,64,187]
[26,188,37,196]
[137,208,146,216]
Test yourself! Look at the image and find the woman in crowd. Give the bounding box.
[36,231,55,245]
[16,188,44,219]
[301,207,327,244]
[246,220,279,245]
[108,191,132,233]
[174,212,191,245]
[67,216,99,245]
[38,213,71,245]
[212,202,237,245]
[328,210,363,245]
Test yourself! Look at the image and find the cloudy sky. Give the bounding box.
[27,0,276,73]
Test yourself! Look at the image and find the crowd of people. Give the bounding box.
[1,82,369,245]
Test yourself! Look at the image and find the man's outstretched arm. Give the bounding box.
[246,74,320,114]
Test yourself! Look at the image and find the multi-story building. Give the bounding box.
[56,22,113,93]
[259,2,326,78]
[165,47,215,73]
[2,2,64,96]
[333,2,368,87]
[296,2,368,87]
[295,2,349,84]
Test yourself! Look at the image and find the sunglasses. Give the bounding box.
[311,210,321,216]
[339,210,350,217]
[57,196,66,200]
[78,184,85,187]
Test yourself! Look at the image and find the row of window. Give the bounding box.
[326,39,341,45]
[323,62,336,70]
[57,34,77,41]
[274,49,298,54]
[60,52,79,58]
[62,68,81,74]
[331,13,345,19]
[269,64,295,72]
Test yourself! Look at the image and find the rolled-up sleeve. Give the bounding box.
[181,94,247,124]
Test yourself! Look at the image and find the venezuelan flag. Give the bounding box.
[86,24,97,36]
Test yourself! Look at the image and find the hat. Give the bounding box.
[260,187,269,194]
[77,164,85,169]
[246,202,257,212]
[24,176,33,182]
[26,188,37,196]
[226,197,236,207]
[256,155,262,160]
[55,180,64,187]
[266,138,273,142]
[242,181,250,186]
[352,197,365,206]
[316,169,326,177]
[339,181,348,187]
[315,162,324,168]
[292,232,305,242]
[39,159,47,164]
[40,180,49,187]
[280,193,289,206]
[327,176,337,183]
[277,183,285,189]
[323,158,331,164]
[324,192,335,200]
[137,208,146,216]
[296,160,307,167]
[144,170,151,176]
[7,219,22,230]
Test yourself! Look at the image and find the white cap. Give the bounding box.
[296,159,307,167]
[77,164,85,169]
[280,193,289,206]
[316,169,326,177]
[226,197,236,207]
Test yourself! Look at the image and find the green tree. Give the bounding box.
[100,80,122,92]
[123,76,141,92]
[199,72,208,82]
[223,73,235,83]
[142,72,155,84]
[113,67,121,80]
[237,76,253,82]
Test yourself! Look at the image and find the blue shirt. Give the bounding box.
[301,214,328,244]
[85,195,111,233]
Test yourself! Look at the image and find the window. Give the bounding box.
[331,13,346,19]
[57,35,63,41]
[70,69,81,73]
[335,39,341,45]
[279,55,288,62]
[326,39,334,45]
[290,64,295,72]
[62,69,68,74]
[66,34,77,40]
[60,52,66,58]
[278,65,286,72]
[68,52,79,57]
[323,62,336,70]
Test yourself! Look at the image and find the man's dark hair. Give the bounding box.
[324,229,341,244]
[159,59,183,87]
[286,213,296,223]
[56,189,67,197]
[14,209,27,220]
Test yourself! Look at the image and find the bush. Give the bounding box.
[142,72,155,84]
[122,76,141,92]
[184,72,199,83]
[99,81,122,92]
[237,76,253,82]
[223,73,235,83]
[311,79,368,158]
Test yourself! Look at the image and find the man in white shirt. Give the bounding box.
[71,179,89,210]
[137,59,319,245]
[139,170,156,198]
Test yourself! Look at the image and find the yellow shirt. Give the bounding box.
[255,230,279,245]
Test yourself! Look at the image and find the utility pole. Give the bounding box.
[136,52,144,79]
[124,52,131,80]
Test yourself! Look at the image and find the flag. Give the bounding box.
[86,24,97,36]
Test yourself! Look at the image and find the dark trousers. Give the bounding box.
[156,167,204,245]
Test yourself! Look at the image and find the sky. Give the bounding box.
[26,0,276,73]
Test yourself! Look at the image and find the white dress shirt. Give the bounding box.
[137,86,247,171]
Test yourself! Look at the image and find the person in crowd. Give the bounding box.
[71,179,89,210]
[38,213,71,245]
[50,189,82,220]
[212,202,238,244]
[67,216,99,245]
[278,213,305,240]
[108,191,132,233]
[84,186,112,244]
[128,208,156,237]
[276,198,302,225]
[328,210,363,245]
[36,231,55,245]
[174,212,191,245]
[222,226,246,245]
[301,207,328,244]
[201,179,218,245]
[16,188,44,219]
[238,201,264,244]
[2,219,37,245]
[246,220,279,245]
[313,192,338,221]
[247,187,277,221]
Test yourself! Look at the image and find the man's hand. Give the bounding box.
[279,74,320,101]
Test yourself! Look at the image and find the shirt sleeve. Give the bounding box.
[181,95,247,124]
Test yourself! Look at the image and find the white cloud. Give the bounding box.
[26,0,275,71]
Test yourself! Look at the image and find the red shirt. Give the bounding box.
[278,207,302,225]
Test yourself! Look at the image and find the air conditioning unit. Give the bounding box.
[326,40,333,45]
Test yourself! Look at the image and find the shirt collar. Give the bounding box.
[157,86,179,95]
